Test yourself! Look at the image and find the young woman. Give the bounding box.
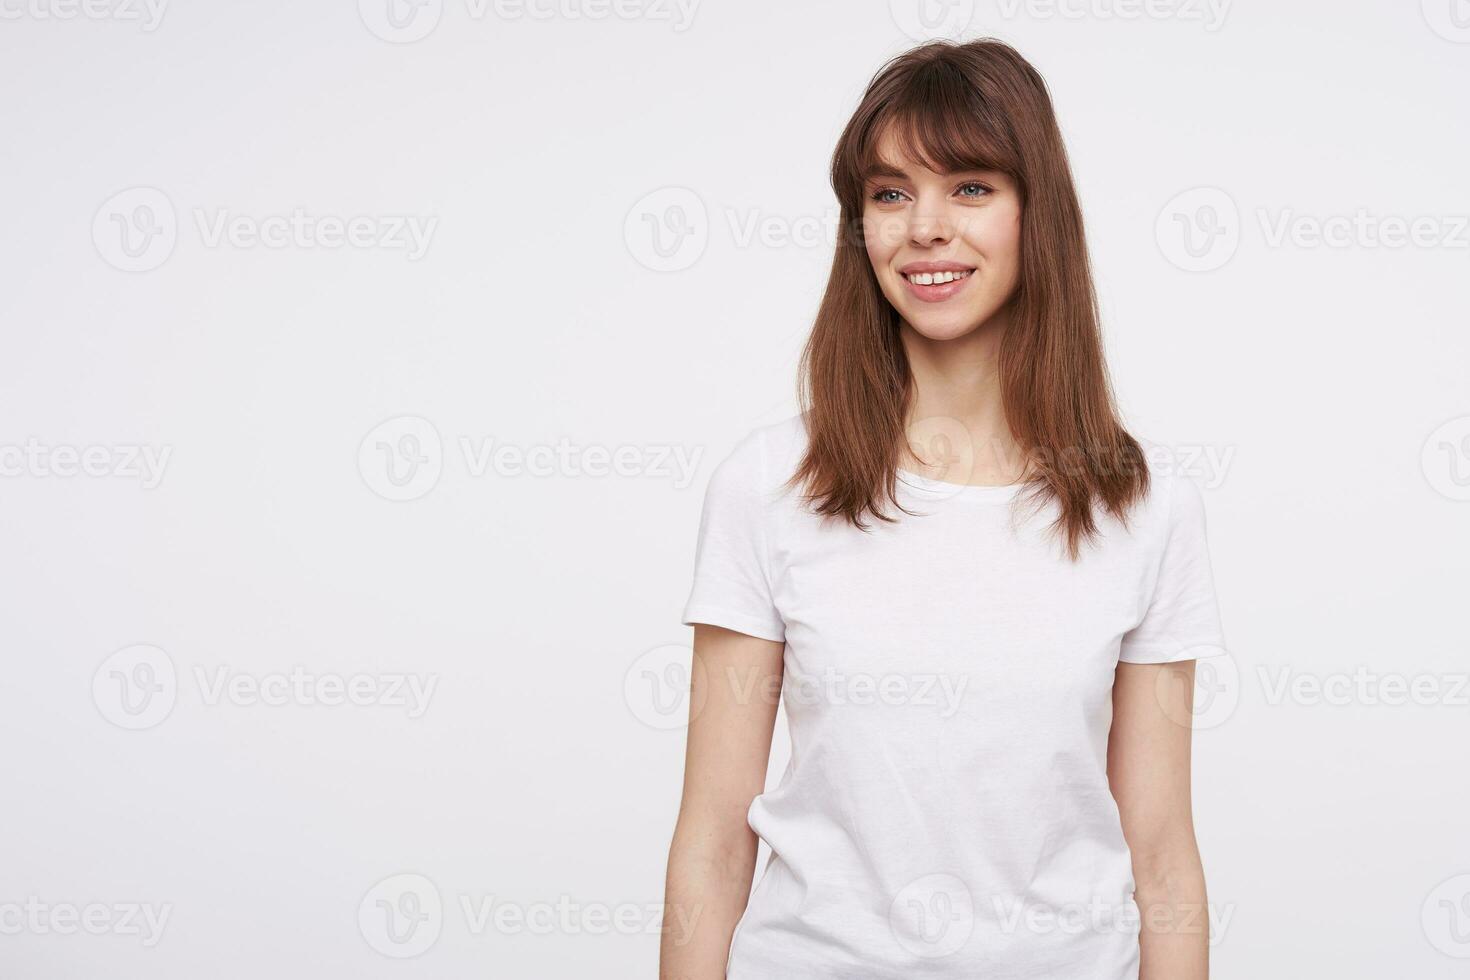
[661,38,1226,980]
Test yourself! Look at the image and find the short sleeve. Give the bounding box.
[1118,470,1228,664]
[679,429,786,643]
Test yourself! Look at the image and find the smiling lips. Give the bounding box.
[898,262,976,303]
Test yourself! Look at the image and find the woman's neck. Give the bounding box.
[897,311,1029,485]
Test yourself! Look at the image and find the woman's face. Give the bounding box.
[861,130,1023,342]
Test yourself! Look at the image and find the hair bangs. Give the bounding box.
[840,63,1020,206]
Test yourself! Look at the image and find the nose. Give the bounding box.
[907,200,952,248]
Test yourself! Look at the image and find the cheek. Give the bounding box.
[964,209,1022,278]
[861,208,897,268]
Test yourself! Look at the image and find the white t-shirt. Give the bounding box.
[680,413,1227,979]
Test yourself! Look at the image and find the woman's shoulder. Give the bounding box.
[707,413,810,494]
[1124,435,1215,540]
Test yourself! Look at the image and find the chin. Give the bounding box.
[897,306,996,342]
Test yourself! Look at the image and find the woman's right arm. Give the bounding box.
[660,623,785,980]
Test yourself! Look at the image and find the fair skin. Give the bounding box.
[660,625,784,980]
[660,133,1210,979]
[859,132,1027,487]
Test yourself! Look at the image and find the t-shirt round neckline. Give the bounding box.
[895,467,1026,502]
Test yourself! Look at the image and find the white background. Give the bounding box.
[2,0,1468,976]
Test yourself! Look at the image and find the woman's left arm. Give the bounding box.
[1108,659,1211,980]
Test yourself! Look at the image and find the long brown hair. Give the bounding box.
[787,38,1148,560]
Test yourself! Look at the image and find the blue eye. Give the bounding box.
[869,187,906,204]
[957,182,990,198]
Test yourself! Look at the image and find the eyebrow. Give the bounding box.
[863,163,909,182]
[862,163,998,184]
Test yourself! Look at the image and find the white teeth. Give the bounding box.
[905,270,972,285]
